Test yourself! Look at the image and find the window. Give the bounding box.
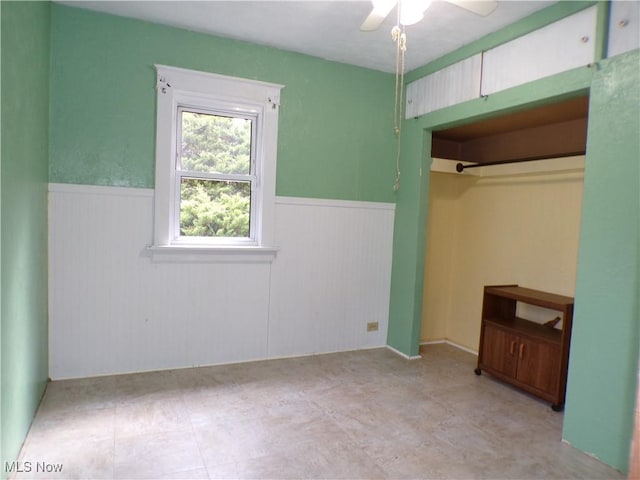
[151,65,283,260]
[177,107,255,242]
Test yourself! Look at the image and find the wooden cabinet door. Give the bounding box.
[482,324,518,378]
[515,337,561,396]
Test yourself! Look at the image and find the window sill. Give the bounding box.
[146,244,278,263]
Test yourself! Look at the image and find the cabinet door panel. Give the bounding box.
[482,324,518,378]
[516,338,560,395]
[405,54,482,118]
[608,1,640,58]
[481,6,597,95]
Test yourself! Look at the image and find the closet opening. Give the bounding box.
[431,95,589,167]
[421,95,589,408]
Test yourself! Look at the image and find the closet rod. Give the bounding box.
[456,156,554,172]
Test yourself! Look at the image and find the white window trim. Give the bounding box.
[151,65,283,262]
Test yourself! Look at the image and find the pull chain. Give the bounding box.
[392,24,406,192]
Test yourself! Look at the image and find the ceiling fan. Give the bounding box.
[366,0,498,193]
[360,0,499,31]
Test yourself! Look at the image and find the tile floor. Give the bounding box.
[13,344,623,479]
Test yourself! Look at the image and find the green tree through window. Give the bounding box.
[178,111,253,238]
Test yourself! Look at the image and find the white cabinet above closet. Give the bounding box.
[405,6,599,119]
[480,6,597,96]
[607,1,640,58]
[405,54,481,119]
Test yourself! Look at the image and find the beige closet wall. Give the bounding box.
[421,158,584,351]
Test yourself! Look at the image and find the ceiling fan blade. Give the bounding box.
[360,0,398,31]
[445,0,498,16]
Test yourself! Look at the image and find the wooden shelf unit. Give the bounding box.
[475,285,574,411]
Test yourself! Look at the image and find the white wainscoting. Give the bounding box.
[269,197,394,357]
[48,184,395,379]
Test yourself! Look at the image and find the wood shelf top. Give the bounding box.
[485,285,574,310]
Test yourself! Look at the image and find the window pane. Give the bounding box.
[180,178,251,238]
[180,111,251,175]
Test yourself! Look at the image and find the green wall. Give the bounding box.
[388,1,639,472]
[387,1,598,358]
[1,1,51,474]
[50,4,397,203]
[387,124,430,356]
[563,49,640,472]
[5,0,638,474]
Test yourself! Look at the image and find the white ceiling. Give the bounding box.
[57,0,555,73]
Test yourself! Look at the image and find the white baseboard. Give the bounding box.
[386,344,422,360]
[420,339,478,356]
